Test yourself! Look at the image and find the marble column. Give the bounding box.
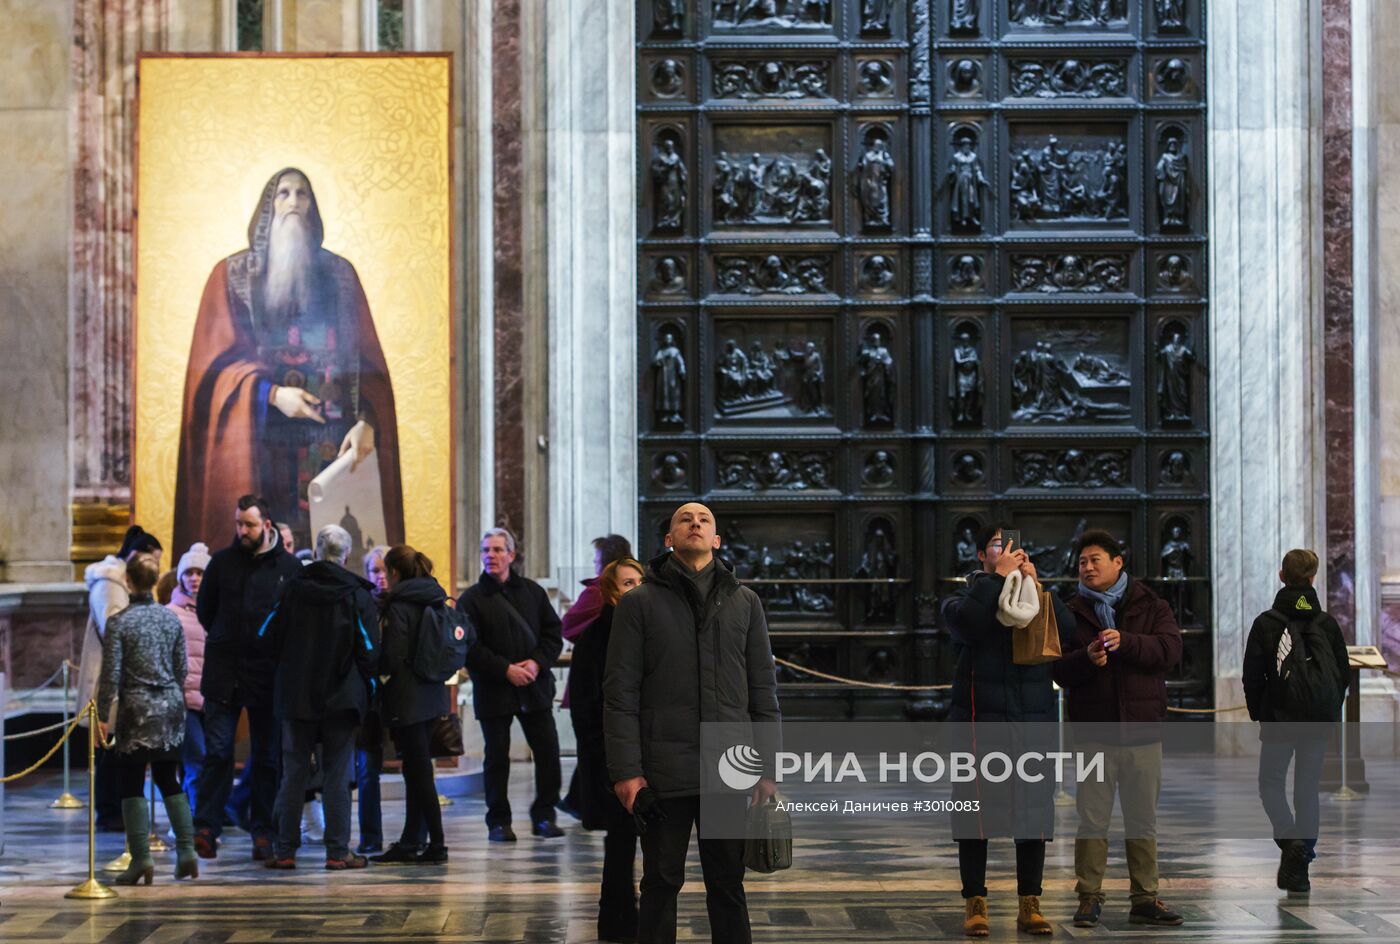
[492,0,527,543]
[1368,0,1400,666]
[0,0,75,582]
[1322,0,1357,638]
[1351,0,1380,654]
[70,0,171,506]
[1208,0,1328,700]
[543,0,637,593]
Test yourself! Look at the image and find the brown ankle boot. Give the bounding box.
[1018,895,1053,935]
[964,896,990,937]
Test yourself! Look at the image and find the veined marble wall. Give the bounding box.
[0,0,76,582]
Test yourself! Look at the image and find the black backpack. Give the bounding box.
[412,603,476,683]
[1262,609,1344,722]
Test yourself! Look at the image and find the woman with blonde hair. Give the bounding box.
[570,557,645,942]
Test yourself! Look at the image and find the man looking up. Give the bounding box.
[604,502,782,944]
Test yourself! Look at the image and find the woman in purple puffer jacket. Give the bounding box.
[167,543,211,806]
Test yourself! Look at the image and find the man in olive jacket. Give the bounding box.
[604,502,782,944]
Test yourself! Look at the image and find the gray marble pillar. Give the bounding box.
[1209,0,1328,702]
[543,0,638,590]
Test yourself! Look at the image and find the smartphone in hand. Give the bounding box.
[1001,529,1021,554]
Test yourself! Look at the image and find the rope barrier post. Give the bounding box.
[66,701,116,900]
[148,776,170,852]
[51,662,84,810]
[1053,686,1073,807]
[1334,709,1361,802]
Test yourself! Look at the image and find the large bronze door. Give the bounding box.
[636,0,1209,719]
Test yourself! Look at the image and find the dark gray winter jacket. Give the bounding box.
[603,551,782,797]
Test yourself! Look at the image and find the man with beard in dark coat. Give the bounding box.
[604,502,782,944]
[458,528,565,842]
[259,524,380,870]
[193,494,303,861]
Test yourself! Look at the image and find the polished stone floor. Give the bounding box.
[3,760,1400,942]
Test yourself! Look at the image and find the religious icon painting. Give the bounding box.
[133,55,455,583]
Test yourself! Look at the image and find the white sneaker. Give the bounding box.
[301,799,325,844]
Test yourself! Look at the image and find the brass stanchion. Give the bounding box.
[98,720,131,871]
[102,847,132,871]
[148,777,170,852]
[50,662,84,810]
[66,701,116,900]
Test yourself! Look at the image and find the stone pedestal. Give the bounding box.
[0,585,89,689]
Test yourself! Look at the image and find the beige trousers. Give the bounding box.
[1073,741,1162,905]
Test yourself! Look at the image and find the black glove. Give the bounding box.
[631,787,668,836]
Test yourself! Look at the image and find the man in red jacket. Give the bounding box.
[1053,529,1184,929]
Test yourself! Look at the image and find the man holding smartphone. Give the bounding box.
[1054,529,1184,929]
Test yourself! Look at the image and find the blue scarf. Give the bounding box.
[1077,572,1128,629]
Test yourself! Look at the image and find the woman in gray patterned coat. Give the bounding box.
[97,553,198,884]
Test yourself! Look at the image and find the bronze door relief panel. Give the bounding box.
[637,0,1209,718]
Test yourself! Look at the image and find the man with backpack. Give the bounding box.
[258,524,380,870]
[1243,548,1349,895]
[459,527,565,842]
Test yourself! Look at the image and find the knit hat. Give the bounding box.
[177,542,211,579]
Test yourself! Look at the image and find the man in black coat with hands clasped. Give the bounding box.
[604,502,782,944]
[458,528,564,842]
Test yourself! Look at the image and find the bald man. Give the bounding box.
[604,502,781,944]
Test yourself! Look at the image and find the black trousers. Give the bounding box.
[638,795,749,944]
[479,710,561,828]
[195,697,280,841]
[391,720,444,847]
[599,824,639,938]
[116,751,183,800]
[958,838,1046,898]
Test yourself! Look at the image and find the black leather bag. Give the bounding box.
[743,798,793,873]
[428,713,465,758]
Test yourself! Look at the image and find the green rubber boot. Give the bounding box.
[164,792,199,879]
[114,797,154,885]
